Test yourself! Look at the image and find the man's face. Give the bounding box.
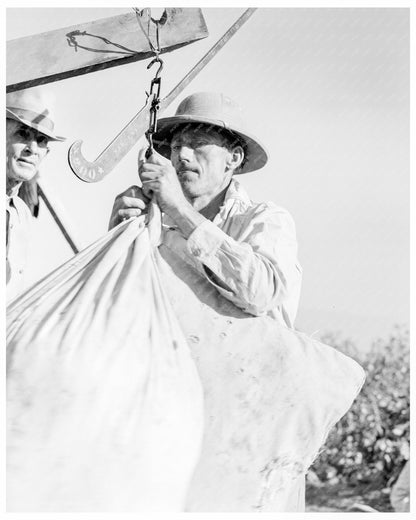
[170,126,238,200]
[6,119,49,184]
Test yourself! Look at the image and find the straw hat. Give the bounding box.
[6,88,65,141]
[153,92,268,174]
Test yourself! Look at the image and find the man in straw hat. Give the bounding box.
[110,92,304,509]
[110,91,302,328]
[6,87,65,301]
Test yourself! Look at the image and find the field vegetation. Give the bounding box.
[306,326,410,512]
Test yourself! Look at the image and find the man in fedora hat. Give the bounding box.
[6,87,65,301]
[110,91,302,328]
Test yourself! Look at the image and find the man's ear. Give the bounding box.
[226,145,244,172]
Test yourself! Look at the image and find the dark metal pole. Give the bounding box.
[37,182,80,255]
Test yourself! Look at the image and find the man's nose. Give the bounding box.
[25,139,39,154]
[176,145,194,161]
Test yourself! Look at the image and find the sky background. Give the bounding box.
[6,7,409,351]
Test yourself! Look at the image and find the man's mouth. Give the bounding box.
[17,158,36,168]
[178,168,198,177]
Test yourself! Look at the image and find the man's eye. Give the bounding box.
[36,135,49,148]
[16,129,30,140]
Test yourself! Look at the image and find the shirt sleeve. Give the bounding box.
[185,203,302,322]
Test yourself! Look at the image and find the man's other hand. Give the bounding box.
[108,185,150,230]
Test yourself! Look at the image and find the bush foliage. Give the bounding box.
[309,326,410,488]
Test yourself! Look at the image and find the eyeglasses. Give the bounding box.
[14,125,50,149]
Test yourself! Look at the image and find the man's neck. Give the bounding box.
[6,178,22,197]
[189,180,232,221]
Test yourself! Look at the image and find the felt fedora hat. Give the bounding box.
[6,88,65,142]
[153,92,268,174]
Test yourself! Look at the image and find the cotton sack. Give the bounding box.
[155,230,366,512]
[7,205,204,512]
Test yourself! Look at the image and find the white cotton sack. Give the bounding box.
[155,234,366,512]
[6,205,204,512]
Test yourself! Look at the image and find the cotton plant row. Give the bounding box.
[308,326,409,488]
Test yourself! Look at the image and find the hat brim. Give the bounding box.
[152,116,268,174]
[6,108,66,142]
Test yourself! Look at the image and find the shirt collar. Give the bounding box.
[162,178,251,229]
[6,185,21,208]
[213,178,251,225]
[7,180,21,195]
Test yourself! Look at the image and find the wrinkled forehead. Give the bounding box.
[6,118,22,131]
[6,118,48,139]
[171,123,239,148]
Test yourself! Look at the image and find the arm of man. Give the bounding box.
[185,204,302,324]
[109,150,301,326]
[138,151,302,324]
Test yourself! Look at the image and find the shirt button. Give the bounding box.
[18,269,23,274]
[191,247,201,257]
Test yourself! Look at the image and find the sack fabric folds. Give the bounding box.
[157,230,366,511]
[7,207,204,512]
[7,208,365,512]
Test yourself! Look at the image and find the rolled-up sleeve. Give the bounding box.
[185,203,302,325]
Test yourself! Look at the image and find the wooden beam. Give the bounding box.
[7,8,208,92]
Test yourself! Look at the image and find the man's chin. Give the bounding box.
[10,166,38,183]
[180,179,200,196]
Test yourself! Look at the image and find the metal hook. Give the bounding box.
[147,55,164,79]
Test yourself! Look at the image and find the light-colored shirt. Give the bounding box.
[6,189,32,303]
[162,179,302,328]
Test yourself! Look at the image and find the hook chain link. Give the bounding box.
[133,7,164,158]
